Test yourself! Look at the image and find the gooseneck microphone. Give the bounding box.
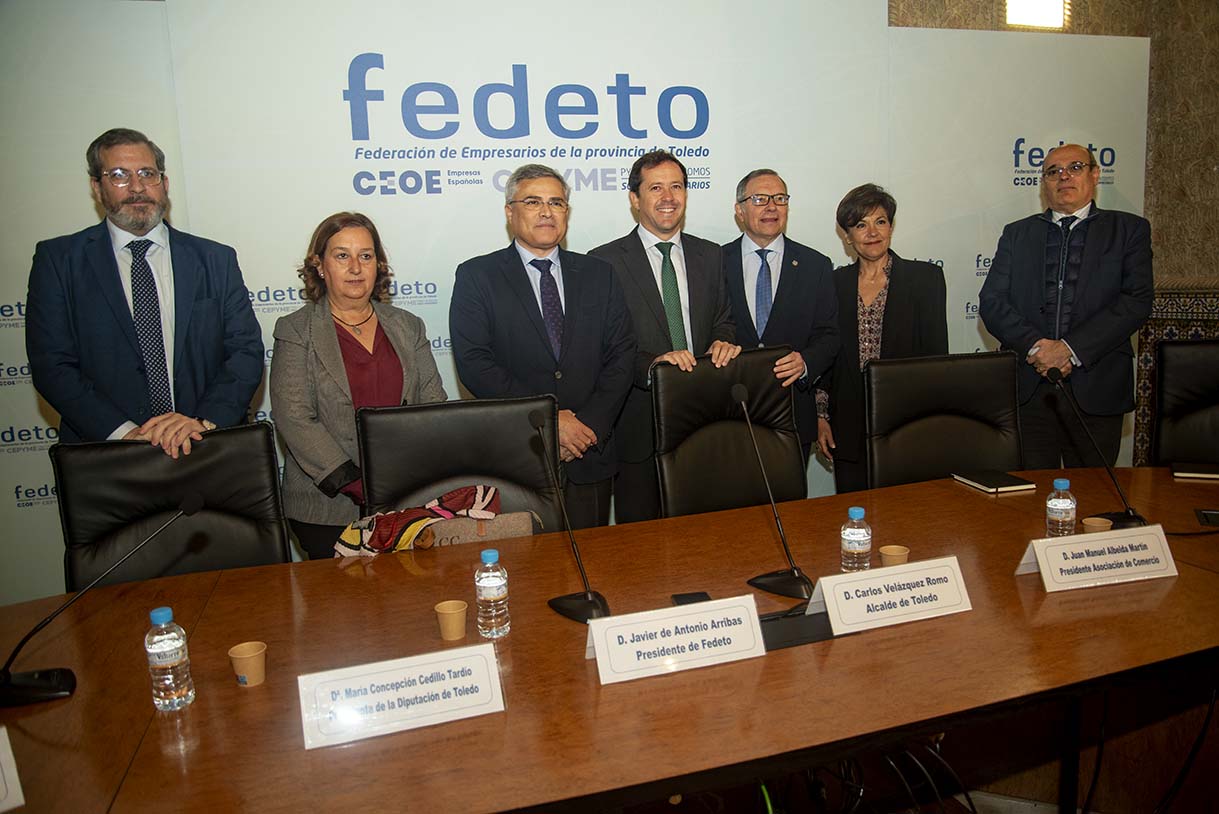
[527,410,610,623]
[0,492,205,707]
[733,384,813,599]
[1045,367,1147,529]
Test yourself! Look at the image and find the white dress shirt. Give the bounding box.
[514,241,565,313]
[105,218,176,438]
[635,224,693,352]
[740,232,785,329]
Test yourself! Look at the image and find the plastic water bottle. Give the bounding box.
[840,506,872,572]
[1046,478,1078,537]
[145,606,195,711]
[475,549,510,639]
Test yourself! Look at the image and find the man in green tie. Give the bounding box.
[591,150,740,523]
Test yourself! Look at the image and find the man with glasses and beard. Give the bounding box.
[26,128,263,458]
[980,142,1153,468]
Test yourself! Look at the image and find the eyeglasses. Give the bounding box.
[508,197,569,212]
[98,167,164,187]
[737,193,790,207]
[1041,161,1094,180]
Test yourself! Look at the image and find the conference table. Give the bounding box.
[1,468,1216,812]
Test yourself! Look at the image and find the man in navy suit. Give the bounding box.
[26,128,263,457]
[450,164,635,528]
[980,143,1153,468]
[723,169,839,462]
[591,150,740,523]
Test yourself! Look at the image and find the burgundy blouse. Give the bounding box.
[335,322,403,502]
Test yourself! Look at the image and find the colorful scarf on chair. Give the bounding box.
[333,485,500,557]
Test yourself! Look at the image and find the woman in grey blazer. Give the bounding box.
[270,212,446,558]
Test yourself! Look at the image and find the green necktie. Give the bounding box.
[656,242,687,351]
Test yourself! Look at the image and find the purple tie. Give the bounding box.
[531,258,563,357]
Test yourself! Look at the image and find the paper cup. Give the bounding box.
[228,641,267,687]
[879,545,910,566]
[435,600,468,641]
[1082,517,1113,533]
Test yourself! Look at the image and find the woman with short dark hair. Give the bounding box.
[816,184,949,492]
[270,212,446,558]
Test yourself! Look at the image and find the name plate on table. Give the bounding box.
[587,595,765,685]
[297,643,504,749]
[1015,524,1177,592]
[805,556,972,636]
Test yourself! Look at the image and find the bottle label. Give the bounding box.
[1046,498,1076,521]
[476,583,507,602]
[147,645,186,667]
[841,529,872,553]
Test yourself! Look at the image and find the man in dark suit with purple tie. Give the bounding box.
[723,169,839,462]
[450,164,635,528]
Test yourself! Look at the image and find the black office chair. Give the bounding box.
[357,396,562,532]
[1151,339,1219,466]
[864,351,1022,489]
[50,422,291,591]
[653,346,805,518]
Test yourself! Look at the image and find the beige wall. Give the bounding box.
[890,0,1219,291]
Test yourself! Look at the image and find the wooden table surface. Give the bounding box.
[2,468,1217,812]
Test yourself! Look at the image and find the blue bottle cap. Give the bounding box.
[480,549,499,565]
[1053,478,1070,491]
[149,606,173,625]
[848,506,865,521]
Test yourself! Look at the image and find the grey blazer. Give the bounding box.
[270,299,447,525]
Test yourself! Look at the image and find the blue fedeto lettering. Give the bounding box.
[1012,138,1117,169]
[343,56,710,141]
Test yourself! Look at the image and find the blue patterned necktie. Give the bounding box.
[656,242,687,351]
[755,248,773,336]
[128,239,173,415]
[531,258,563,357]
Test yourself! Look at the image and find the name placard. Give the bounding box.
[1015,524,1177,592]
[805,556,972,636]
[587,595,765,685]
[297,644,504,749]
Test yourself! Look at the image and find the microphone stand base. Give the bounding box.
[0,668,76,707]
[548,591,610,624]
[1089,511,1148,530]
[748,569,813,600]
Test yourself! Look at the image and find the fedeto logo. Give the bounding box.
[13,482,57,508]
[1010,139,1118,187]
[0,360,33,387]
[0,301,27,329]
[0,425,58,453]
[343,56,710,142]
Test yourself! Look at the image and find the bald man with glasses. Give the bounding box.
[980,142,1153,468]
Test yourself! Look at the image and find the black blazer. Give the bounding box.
[824,251,948,464]
[449,245,636,484]
[724,235,839,446]
[590,230,734,462]
[978,206,1153,414]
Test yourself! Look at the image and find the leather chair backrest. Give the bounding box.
[357,396,562,532]
[653,346,805,518]
[865,351,1022,489]
[51,422,291,591]
[1152,339,1219,466]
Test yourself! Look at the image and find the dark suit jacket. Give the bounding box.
[590,230,734,463]
[26,221,264,442]
[978,206,1153,414]
[450,245,636,484]
[724,235,839,446]
[824,251,948,464]
[271,300,447,525]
